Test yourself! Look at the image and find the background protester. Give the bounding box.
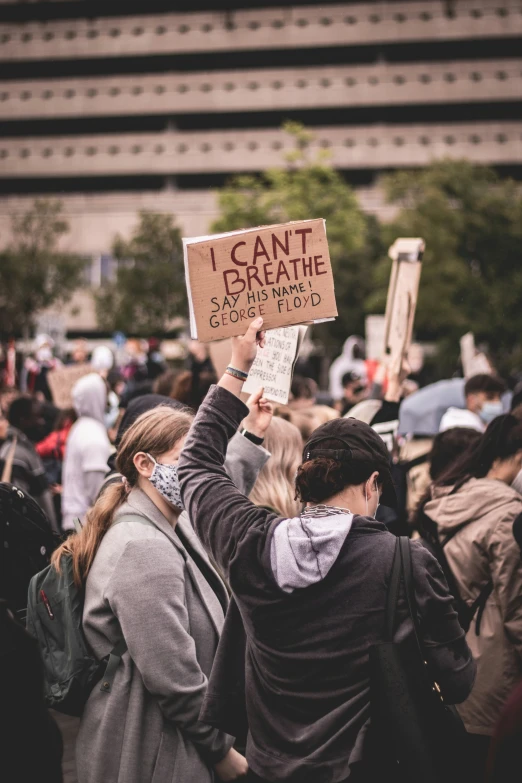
[1,599,63,783]
[0,395,58,531]
[54,406,247,783]
[36,407,77,527]
[288,376,317,410]
[21,334,62,402]
[439,373,506,433]
[90,345,114,379]
[145,337,167,381]
[328,336,366,402]
[249,416,302,518]
[423,414,522,777]
[179,319,475,783]
[62,374,112,534]
[337,371,368,417]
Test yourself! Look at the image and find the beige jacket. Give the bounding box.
[425,478,522,735]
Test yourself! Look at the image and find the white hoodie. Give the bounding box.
[62,373,112,531]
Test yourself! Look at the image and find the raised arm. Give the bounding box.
[178,320,279,581]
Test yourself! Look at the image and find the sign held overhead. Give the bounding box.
[383,238,424,376]
[183,219,337,342]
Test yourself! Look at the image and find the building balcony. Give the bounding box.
[0,1,520,62]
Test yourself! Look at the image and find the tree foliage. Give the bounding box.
[95,211,185,335]
[368,160,522,375]
[213,123,372,351]
[0,199,85,338]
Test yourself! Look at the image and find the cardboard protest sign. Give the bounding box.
[383,238,424,377]
[365,315,386,361]
[183,219,337,342]
[47,364,92,409]
[460,332,493,378]
[242,326,307,405]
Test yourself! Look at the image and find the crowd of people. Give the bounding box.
[2,321,522,783]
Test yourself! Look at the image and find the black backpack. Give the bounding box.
[25,514,156,717]
[0,482,60,622]
[418,511,493,634]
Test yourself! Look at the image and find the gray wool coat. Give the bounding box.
[76,433,269,783]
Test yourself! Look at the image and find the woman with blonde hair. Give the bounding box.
[249,416,302,518]
[51,405,250,783]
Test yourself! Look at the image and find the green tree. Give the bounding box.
[213,123,372,351]
[0,199,85,337]
[96,211,185,335]
[368,160,522,376]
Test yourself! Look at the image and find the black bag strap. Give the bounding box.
[384,537,403,641]
[399,536,424,657]
[470,580,494,636]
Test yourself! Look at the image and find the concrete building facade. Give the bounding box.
[1,0,521,330]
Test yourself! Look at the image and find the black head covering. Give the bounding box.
[303,416,398,508]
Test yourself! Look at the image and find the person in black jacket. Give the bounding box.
[1,599,63,783]
[178,319,476,783]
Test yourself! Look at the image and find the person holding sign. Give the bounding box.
[178,319,475,783]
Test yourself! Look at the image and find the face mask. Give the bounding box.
[365,479,380,520]
[479,401,504,424]
[146,453,184,511]
[512,469,522,495]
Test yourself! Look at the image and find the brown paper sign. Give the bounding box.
[183,219,337,342]
[47,364,93,409]
[383,238,424,376]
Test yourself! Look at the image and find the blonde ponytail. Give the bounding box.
[51,481,128,587]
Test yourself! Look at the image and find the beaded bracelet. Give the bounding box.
[225,365,249,381]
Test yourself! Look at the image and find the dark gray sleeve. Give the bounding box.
[406,541,476,705]
[178,385,277,579]
[224,432,270,496]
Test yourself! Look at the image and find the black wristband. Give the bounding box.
[241,429,264,446]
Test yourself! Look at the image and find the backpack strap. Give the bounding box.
[384,537,403,641]
[430,516,493,635]
[1,435,18,483]
[100,638,128,694]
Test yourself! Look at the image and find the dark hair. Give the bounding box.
[429,427,482,481]
[436,414,522,487]
[153,369,178,397]
[341,371,363,388]
[295,438,378,503]
[511,381,522,412]
[7,396,34,428]
[464,373,505,397]
[291,375,317,401]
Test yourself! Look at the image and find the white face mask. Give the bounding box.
[512,469,522,495]
[365,479,381,519]
[146,453,184,511]
[479,400,504,424]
